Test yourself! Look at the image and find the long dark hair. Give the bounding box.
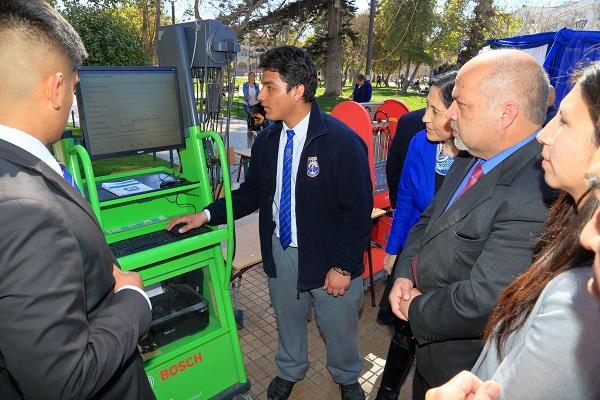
[484,61,600,354]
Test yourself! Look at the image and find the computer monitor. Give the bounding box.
[76,66,186,160]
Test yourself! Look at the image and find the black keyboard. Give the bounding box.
[109,226,212,258]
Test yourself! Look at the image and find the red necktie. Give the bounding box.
[458,162,484,197]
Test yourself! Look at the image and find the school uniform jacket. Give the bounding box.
[206,102,373,290]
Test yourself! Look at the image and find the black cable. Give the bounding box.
[163,193,197,214]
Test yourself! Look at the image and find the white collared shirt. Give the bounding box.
[0,124,152,310]
[0,124,62,176]
[272,112,310,248]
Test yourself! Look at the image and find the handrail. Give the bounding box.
[67,145,103,225]
[190,130,234,288]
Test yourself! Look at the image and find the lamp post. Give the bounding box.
[364,0,376,81]
[170,0,176,25]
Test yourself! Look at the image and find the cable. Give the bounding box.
[163,193,198,214]
[190,21,199,70]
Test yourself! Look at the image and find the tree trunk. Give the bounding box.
[194,0,201,20]
[324,0,343,97]
[462,0,494,64]
[400,62,412,93]
[342,63,351,86]
[153,0,161,60]
[408,63,421,84]
[384,71,392,87]
[141,0,150,58]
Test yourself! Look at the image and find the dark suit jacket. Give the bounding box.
[0,139,155,400]
[395,137,555,387]
[386,108,426,208]
[206,102,373,290]
[352,81,372,103]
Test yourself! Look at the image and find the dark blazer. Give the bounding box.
[206,102,373,290]
[352,81,372,103]
[385,108,426,208]
[394,137,555,387]
[0,139,154,400]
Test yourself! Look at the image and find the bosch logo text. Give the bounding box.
[160,352,203,381]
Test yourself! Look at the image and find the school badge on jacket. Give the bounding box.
[307,156,319,177]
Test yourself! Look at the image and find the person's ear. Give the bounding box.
[499,101,519,130]
[46,72,65,110]
[292,84,305,102]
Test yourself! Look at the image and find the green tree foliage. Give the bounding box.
[244,0,356,97]
[461,0,521,63]
[60,1,150,66]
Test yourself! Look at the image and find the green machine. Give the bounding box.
[53,20,248,399]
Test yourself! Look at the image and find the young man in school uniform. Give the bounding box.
[168,46,373,400]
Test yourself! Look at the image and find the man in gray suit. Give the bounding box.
[389,49,556,399]
[0,2,155,399]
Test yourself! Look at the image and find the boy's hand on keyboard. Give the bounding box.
[166,212,208,234]
[112,264,144,291]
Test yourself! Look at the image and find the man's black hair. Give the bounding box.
[258,46,317,103]
[0,0,87,70]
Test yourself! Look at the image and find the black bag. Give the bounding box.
[249,103,269,132]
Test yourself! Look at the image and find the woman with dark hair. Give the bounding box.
[425,61,600,400]
[376,70,462,400]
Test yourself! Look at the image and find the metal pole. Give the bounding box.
[365,0,376,79]
[170,0,176,24]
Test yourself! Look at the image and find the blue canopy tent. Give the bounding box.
[490,28,600,105]
[544,29,600,105]
[489,31,557,51]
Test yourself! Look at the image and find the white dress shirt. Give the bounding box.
[247,84,258,107]
[0,123,152,310]
[0,124,62,176]
[272,112,310,248]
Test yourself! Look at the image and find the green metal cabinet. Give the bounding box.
[55,128,248,399]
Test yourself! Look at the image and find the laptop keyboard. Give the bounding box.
[109,226,211,258]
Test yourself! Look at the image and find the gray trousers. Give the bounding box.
[269,235,364,385]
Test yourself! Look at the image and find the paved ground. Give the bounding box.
[230,267,414,400]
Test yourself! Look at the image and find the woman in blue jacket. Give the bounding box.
[376,70,460,400]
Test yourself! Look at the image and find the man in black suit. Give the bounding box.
[351,73,372,103]
[389,49,555,399]
[0,2,155,399]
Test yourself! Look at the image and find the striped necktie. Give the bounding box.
[458,161,484,198]
[58,162,80,193]
[279,129,295,249]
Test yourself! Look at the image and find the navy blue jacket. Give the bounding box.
[206,102,373,290]
[352,81,372,103]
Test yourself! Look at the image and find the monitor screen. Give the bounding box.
[76,66,186,159]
